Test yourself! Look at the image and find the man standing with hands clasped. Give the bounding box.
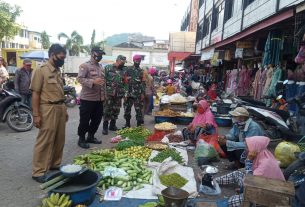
[77,47,106,149]
[123,55,146,127]
[102,55,127,135]
[30,44,68,183]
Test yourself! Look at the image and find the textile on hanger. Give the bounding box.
[267,66,282,98]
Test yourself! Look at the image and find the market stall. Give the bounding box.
[154,93,195,125]
[36,126,210,207]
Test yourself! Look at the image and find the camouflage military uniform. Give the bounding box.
[103,64,126,121]
[124,66,145,123]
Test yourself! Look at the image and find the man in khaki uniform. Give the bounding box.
[77,47,106,149]
[30,44,68,183]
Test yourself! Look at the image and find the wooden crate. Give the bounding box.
[242,176,295,207]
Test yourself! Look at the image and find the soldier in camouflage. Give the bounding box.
[123,55,146,127]
[102,55,127,135]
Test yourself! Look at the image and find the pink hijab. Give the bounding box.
[191,100,217,129]
[246,136,285,181]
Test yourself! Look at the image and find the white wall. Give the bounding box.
[279,0,304,9]
[223,0,243,39]
[243,0,276,29]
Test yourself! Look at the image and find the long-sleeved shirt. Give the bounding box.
[125,66,145,98]
[77,59,106,102]
[14,68,32,94]
[225,118,265,151]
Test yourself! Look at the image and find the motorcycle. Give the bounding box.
[0,88,33,132]
[232,97,300,141]
[63,85,77,108]
[284,149,305,207]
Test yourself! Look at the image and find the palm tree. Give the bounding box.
[58,31,84,56]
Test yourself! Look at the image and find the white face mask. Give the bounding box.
[232,117,238,123]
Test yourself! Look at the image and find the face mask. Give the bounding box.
[237,121,246,126]
[232,117,238,123]
[94,55,103,62]
[134,62,140,67]
[118,64,124,69]
[197,107,205,114]
[54,56,65,68]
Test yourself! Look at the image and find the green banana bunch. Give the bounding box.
[36,193,72,207]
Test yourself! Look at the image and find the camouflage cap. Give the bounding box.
[117,55,127,63]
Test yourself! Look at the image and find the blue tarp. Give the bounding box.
[89,197,229,207]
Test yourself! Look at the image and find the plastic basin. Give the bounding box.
[51,170,100,206]
[161,186,189,207]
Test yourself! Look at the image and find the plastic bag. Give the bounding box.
[275,141,301,167]
[198,134,226,158]
[102,166,127,178]
[194,140,219,160]
[104,187,123,201]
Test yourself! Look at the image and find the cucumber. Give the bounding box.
[116,176,130,181]
[123,186,133,191]
[127,170,137,174]
[133,181,137,186]
[135,184,144,190]
[122,182,127,188]
[137,178,143,183]
[117,181,123,186]
[111,179,114,185]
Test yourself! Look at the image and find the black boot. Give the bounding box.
[102,121,109,135]
[137,120,144,127]
[87,133,102,144]
[78,136,90,149]
[123,119,131,128]
[109,120,119,131]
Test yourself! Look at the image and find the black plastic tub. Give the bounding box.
[51,170,100,206]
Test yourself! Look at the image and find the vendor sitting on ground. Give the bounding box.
[215,136,285,207]
[182,100,217,143]
[164,79,176,95]
[218,107,264,169]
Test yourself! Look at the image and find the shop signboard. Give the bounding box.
[200,48,215,61]
[235,48,243,58]
[236,41,253,49]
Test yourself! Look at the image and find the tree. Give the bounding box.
[58,31,84,56]
[90,29,96,49]
[0,1,22,41]
[41,31,50,49]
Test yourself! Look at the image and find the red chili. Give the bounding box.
[146,131,167,142]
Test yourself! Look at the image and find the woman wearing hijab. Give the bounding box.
[182,99,217,143]
[215,136,285,207]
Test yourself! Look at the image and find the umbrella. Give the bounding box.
[20,50,49,61]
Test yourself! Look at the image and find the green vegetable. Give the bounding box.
[138,202,158,207]
[151,148,183,164]
[159,173,188,188]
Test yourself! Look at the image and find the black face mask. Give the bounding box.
[94,55,103,62]
[54,56,65,68]
[134,62,140,67]
[118,64,124,69]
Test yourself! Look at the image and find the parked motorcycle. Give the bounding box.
[287,92,305,135]
[63,85,77,108]
[232,97,300,141]
[284,150,305,186]
[0,88,33,132]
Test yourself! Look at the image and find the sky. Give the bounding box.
[8,0,191,44]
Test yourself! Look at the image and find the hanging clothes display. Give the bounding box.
[262,31,283,66]
[263,66,274,97]
[267,66,282,98]
[226,69,238,95]
[253,66,264,100]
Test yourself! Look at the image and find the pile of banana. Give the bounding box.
[37,193,72,207]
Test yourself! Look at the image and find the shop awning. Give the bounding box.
[200,48,215,61]
[201,8,294,52]
[168,52,192,61]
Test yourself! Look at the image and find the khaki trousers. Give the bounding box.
[32,104,67,177]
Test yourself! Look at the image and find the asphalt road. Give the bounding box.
[0,106,232,207]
